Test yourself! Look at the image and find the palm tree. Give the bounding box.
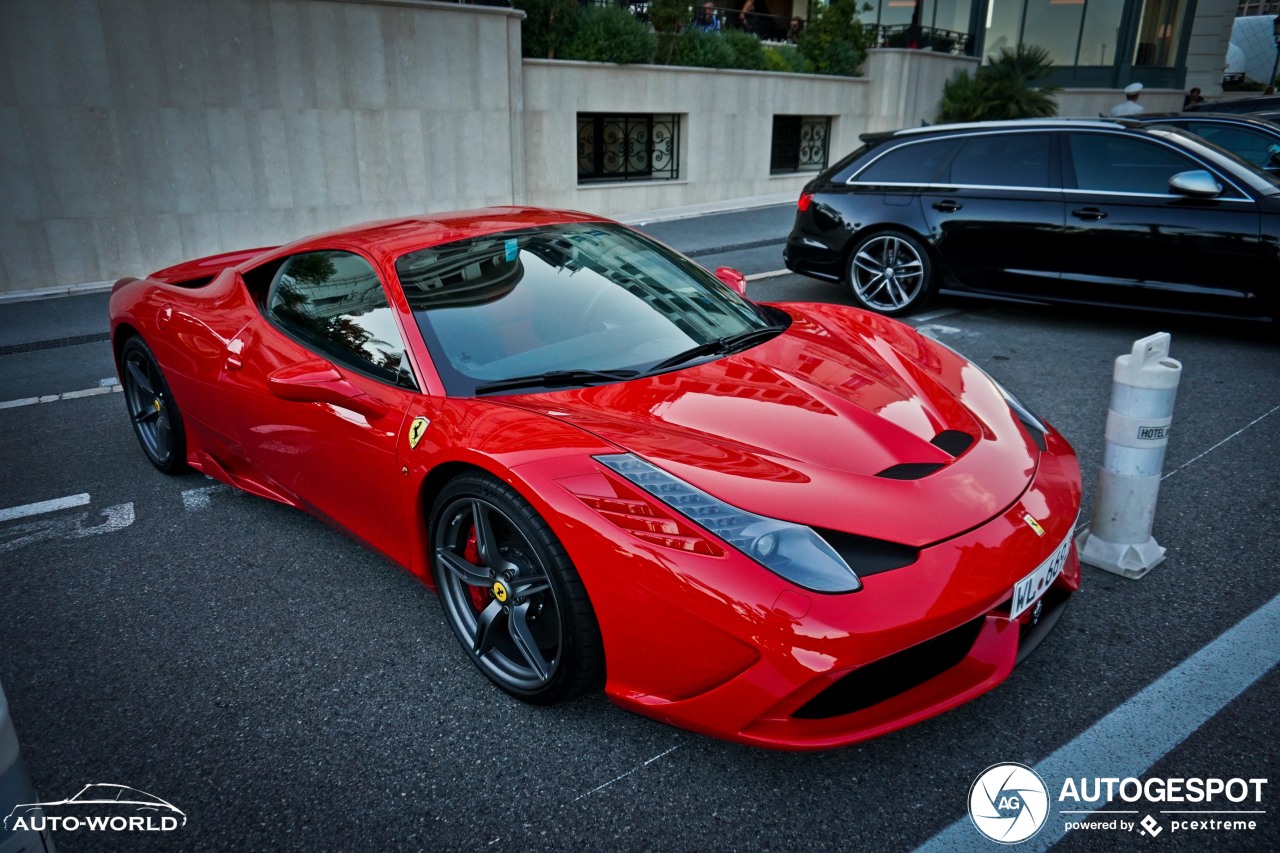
[937,43,1059,123]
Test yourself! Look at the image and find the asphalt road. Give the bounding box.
[0,205,1277,852]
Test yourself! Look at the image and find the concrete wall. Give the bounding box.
[0,0,525,295]
[1054,89,1187,117]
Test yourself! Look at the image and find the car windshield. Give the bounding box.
[395,223,778,395]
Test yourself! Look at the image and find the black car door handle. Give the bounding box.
[1071,207,1107,221]
[932,200,963,212]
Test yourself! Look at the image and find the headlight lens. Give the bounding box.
[595,453,862,593]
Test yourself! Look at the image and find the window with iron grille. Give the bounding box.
[771,116,832,174]
[577,114,680,184]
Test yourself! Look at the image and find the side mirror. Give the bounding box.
[714,266,748,297]
[1168,170,1223,198]
[1267,144,1280,167]
[268,361,387,419]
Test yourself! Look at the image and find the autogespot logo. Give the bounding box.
[969,763,1050,844]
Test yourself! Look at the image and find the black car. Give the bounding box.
[783,119,1280,318]
[1132,113,1280,173]
[1185,95,1280,114]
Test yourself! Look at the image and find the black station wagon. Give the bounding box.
[783,119,1280,319]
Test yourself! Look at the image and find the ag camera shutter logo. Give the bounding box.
[968,763,1050,844]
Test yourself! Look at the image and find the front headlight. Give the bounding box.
[595,453,862,593]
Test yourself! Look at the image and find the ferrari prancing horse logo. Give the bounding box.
[1022,512,1045,537]
[408,416,429,449]
[492,581,509,603]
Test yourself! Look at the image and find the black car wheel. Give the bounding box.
[847,231,933,316]
[430,472,603,704]
[120,336,187,474]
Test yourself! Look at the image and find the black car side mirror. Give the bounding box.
[1168,170,1223,198]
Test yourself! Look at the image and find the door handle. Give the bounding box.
[932,200,963,212]
[1071,207,1107,221]
[224,354,243,371]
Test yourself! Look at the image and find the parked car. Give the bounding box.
[1131,112,1280,172]
[1185,94,1280,113]
[784,119,1280,317]
[109,208,1082,750]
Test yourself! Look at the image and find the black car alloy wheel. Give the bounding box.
[431,472,602,704]
[847,230,933,316]
[120,336,187,474]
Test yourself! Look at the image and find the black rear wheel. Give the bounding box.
[120,336,187,474]
[430,472,603,704]
[847,230,934,316]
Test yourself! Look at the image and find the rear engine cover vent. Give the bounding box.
[875,462,945,480]
[930,430,974,457]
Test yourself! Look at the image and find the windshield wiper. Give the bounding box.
[473,368,639,395]
[646,326,783,374]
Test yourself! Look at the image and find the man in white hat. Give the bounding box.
[1110,82,1145,116]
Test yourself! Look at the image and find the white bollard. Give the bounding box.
[1076,332,1182,580]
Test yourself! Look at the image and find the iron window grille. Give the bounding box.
[771,116,832,175]
[577,113,680,184]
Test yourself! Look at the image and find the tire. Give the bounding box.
[120,336,188,474]
[430,472,604,704]
[846,230,934,316]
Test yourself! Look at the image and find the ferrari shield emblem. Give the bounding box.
[408,416,430,449]
[1022,512,1045,537]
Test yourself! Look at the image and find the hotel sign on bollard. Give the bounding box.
[1076,333,1182,580]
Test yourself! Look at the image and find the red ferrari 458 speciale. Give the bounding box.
[109,207,1081,750]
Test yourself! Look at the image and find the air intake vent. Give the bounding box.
[875,462,945,480]
[814,529,918,577]
[931,430,974,457]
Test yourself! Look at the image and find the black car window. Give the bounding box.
[266,250,414,387]
[1066,133,1201,195]
[1185,124,1277,168]
[853,138,963,184]
[941,133,1052,188]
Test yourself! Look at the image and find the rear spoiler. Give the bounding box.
[149,246,277,286]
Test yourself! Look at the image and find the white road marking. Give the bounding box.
[0,503,136,554]
[909,308,962,324]
[99,377,119,387]
[0,385,123,409]
[913,591,1280,853]
[916,324,963,339]
[571,745,681,803]
[182,485,232,511]
[0,493,91,522]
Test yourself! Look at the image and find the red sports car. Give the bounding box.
[109,207,1081,750]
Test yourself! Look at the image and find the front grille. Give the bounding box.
[792,615,985,719]
[814,528,918,577]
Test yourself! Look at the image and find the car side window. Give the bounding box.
[941,133,1052,188]
[1066,133,1203,195]
[1187,124,1277,168]
[853,138,963,185]
[266,250,415,388]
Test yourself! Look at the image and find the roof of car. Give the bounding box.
[861,117,1141,145]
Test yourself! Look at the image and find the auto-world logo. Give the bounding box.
[969,763,1050,844]
[3,783,185,834]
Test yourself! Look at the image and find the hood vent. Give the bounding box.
[813,528,918,577]
[875,462,945,480]
[930,430,974,457]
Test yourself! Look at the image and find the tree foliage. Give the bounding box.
[561,6,656,65]
[797,0,873,77]
[512,0,580,60]
[937,44,1060,123]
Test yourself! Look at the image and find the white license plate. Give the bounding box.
[1010,534,1071,619]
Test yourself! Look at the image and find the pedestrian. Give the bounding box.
[1182,87,1204,110]
[786,16,803,43]
[1110,82,1144,116]
[690,1,721,32]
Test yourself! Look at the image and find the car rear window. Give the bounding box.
[852,138,962,185]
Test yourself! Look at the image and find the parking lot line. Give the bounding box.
[0,493,91,522]
[913,591,1280,853]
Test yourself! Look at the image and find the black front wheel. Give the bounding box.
[120,336,187,474]
[430,472,603,704]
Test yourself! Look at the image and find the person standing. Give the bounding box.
[691,2,721,32]
[1110,82,1145,116]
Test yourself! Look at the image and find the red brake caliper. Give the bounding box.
[463,525,489,612]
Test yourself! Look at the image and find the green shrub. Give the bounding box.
[797,0,872,77]
[937,43,1059,122]
[763,44,807,74]
[723,30,767,71]
[512,0,580,60]
[671,28,735,69]
[562,6,656,65]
